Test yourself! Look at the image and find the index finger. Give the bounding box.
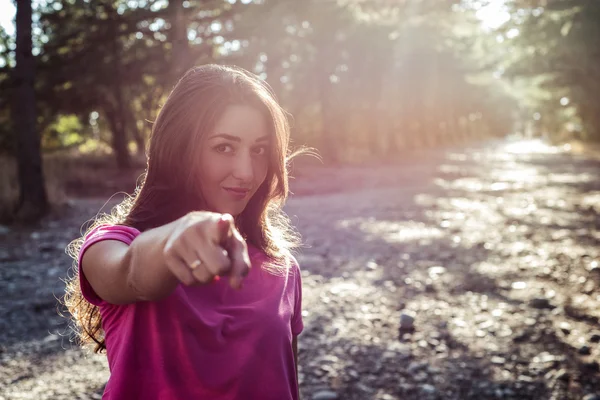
[218,216,251,289]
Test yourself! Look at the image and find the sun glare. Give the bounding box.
[475,0,511,30]
[0,0,16,36]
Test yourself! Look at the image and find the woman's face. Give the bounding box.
[198,104,271,216]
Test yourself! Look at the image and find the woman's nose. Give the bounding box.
[231,151,254,182]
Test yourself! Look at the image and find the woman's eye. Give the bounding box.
[215,144,233,154]
[253,146,268,156]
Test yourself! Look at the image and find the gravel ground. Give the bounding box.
[1,138,599,400]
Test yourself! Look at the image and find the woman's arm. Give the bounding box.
[81,212,251,305]
[81,222,179,304]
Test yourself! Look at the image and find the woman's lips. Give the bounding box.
[223,187,250,200]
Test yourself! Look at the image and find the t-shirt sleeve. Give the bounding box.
[290,257,304,336]
[77,224,141,306]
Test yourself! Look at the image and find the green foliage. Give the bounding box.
[500,0,600,141]
[42,114,85,150]
[8,0,598,163]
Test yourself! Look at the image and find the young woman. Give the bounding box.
[64,64,304,399]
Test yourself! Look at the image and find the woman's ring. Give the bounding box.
[189,259,202,270]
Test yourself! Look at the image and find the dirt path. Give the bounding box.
[1,138,599,400]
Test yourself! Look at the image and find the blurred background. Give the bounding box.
[1,1,600,400]
[1,0,599,221]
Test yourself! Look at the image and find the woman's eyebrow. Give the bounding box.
[255,135,270,142]
[209,133,270,142]
[210,133,240,142]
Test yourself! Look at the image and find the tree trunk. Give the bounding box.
[124,99,144,157]
[12,0,48,221]
[130,118,145,157]
[105,106,130,170]
[314,40,339,164]
[108,10,131,170]
[265,52,284,102]
[169,0,190,81]
[581,103,600,142]
[316,72,338,164]
[365,58,385,158]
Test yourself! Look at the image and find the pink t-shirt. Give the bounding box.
[78,224,303,400]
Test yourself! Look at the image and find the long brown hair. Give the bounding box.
[64,64,302,352]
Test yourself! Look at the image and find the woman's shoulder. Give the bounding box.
[83,223,141,246]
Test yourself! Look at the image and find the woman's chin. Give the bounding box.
[216,203,247,217]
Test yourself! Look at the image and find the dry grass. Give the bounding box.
[565,139,600,159]
[0,152,145,222]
